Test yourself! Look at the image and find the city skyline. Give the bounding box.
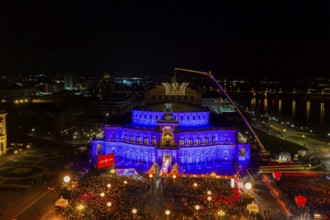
[0,1,329,79]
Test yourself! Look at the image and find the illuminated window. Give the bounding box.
[124,134,127,141]
[204,139,209,144]
[144,138,148,144]
[180,140,184,146]
[212,136,216,143]
[188,139,193,146]
[129,136,133,142]
[152,139,157,145]
[136,137,141,143]
[197,138,201,145]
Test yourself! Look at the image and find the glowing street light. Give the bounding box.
[107,202,112,207]
[193,183,198,188]
[107,183,111,188]
[207,196,212,207]
[245,182,252,190]
[63,176,71,183]
[123,180,128,184]
[100,192,105,197]
[165,209,171,220]
[218,210,225,220]
[207,190,212,195]
[132,208,137,219]
[195,205,200,216]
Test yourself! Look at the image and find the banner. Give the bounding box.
[98,153,114,169]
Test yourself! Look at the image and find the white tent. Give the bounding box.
[55,196,68,208]
[278,151,291,162]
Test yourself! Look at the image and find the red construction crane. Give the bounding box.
[174,68,270,159]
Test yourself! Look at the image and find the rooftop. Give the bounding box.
[136,102,208,112]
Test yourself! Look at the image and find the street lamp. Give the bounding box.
[165,209,171,220]
[132,208,137,219]
[100,192,105,197]
[195,205,200,216]
[64,176,71,183]
[107,202,112,207]
[207,196,212,208]
[193,183,198,188]
[245,182,252,190]
[107,183,111,188]
[218,210,225,220]
[207,190,212,195]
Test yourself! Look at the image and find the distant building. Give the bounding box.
[0,112,7,156]
[202,93,235,114]
[64,73,75,91]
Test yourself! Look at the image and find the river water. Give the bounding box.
[231,92,330,135]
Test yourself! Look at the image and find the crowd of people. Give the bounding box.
[58,172,265,220]
[265,174,330,219]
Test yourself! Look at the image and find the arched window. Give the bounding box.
[96,144,103,155]
[239,148,246,156]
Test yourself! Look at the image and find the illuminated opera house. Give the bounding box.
[91,81,250,172]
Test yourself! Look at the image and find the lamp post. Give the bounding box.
[195,205,200,217]
[77,204,85,220]
[64,176,71,183]
[217,210,225,220]
[132,208,137,219]
[107,202,112,207]
[165,209,171,220]
[207,196,212,208]
[100,192,105,197]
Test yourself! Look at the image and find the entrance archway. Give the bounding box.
[163,154,172,164]
[161,126,174,147]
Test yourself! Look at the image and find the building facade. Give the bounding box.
[0,112,7,156]
[91,82,250,169]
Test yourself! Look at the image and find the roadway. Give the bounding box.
[253,119,330,172]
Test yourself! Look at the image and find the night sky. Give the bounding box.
[0,1,329,79]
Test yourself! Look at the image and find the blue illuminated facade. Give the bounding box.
[91,102,250,169]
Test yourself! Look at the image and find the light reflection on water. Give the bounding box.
[233,93,330,132]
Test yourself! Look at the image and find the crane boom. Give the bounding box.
[174,68,269,154]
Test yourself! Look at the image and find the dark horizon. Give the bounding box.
[0,1,330,79]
